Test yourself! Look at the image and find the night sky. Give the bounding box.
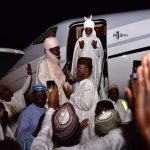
[0,0,149,50]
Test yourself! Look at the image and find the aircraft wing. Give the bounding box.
[0,48,25,79]
[0,48,24,55]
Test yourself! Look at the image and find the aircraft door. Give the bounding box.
[66,19,108,98]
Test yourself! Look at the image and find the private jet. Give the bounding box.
[1,9,150,98]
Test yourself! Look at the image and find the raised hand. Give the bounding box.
[62,83,72,99]
[47,86,59,109]
[26,63,32,75]
[135,53,150,148]
[125,53,150,149]
[91,40,97,49]
[79,40,84,49]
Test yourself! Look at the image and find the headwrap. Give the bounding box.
[44,36,59,51]
[32,84,46,92]
[108,84,118,92]
[77,57,92,68]
[52,102,79,141]
[83,15,95,29]
[44,36,64,79]
[95,109,121,135]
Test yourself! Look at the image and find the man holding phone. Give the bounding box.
[16,84,47,150]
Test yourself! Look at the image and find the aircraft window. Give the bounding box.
[33,27,57,45]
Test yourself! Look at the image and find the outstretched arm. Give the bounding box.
[125,52,150,149]
[17,63,32,94]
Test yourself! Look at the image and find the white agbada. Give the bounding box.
[31,108,126,150]
[69,78,99,144]
[36,37,68,105]
[36,56,68,105]
[0,75,31,135]
[71,16,104,89]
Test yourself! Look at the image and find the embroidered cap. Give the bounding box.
[52,102,79,141]
[95,109,121,135]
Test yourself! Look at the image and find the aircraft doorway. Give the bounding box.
[66,19,108,94]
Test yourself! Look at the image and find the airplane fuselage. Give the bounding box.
[1,9,150,98]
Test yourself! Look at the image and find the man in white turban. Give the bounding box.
[71,16,101,85]
[36,36,68,105]
[71,15,107,99]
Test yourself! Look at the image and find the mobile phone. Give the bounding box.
[46,80,56,93]
[132,60,141,79]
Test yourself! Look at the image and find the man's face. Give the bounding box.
[108,89,119,102]
[76,64,88,80]
[49,46,60,60]
[85,27,93,36]
[33,91,47,108]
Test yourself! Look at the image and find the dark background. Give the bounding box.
[0,0,150,50]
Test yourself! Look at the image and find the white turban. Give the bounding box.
[83,15,95,29]
[44,36,59,51]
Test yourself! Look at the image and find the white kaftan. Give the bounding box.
[69,78,99,144]
[36,56,68,105]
